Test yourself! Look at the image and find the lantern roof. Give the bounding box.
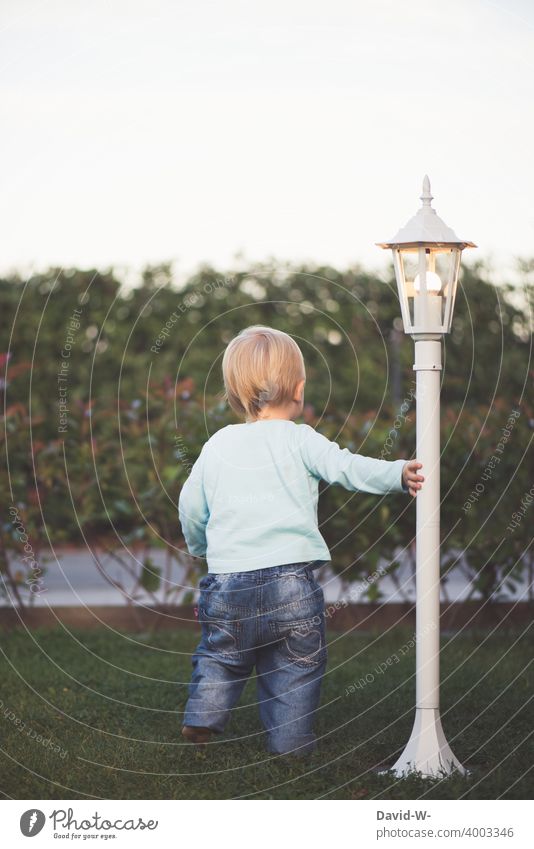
[376,176,476,250]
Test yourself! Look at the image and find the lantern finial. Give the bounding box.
[420,175,433,207]
[376,177,476,250]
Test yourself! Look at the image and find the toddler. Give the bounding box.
[178,325,423,755]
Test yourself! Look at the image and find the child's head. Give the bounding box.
[222,325,306,422]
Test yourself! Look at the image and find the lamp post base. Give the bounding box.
[388,708,468,779]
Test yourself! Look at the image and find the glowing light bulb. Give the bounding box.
[413,271,442,292]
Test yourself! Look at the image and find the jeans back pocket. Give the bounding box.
[199,606,244,660]
[270,615,327,669]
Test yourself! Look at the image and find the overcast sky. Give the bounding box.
[1,0,533,282]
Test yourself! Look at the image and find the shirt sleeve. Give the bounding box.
[178,445,209,556]
[297,424,408,495]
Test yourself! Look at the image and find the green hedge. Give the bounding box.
[1,262,532,605]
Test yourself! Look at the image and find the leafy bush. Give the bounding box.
[1,262,532,606]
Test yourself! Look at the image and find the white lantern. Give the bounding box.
[377,176,476,338]
[374,176,477,778]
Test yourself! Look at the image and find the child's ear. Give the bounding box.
[294,378,305,402]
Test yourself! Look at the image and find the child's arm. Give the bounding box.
[178,447,209,556]
[298,424,410,495]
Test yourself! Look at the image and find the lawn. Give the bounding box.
[0,625,532,800]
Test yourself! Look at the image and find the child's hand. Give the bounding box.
[403,460,424,497]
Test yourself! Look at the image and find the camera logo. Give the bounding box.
[20,809,46,837]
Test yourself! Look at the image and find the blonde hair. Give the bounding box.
[222,325,305,421]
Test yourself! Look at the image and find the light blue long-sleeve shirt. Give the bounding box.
[178,419,409,573]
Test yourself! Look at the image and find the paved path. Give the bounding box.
[3,547,531,607]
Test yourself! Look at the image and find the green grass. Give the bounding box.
[0,625,532,799]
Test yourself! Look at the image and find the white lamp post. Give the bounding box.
[377,176,476,778]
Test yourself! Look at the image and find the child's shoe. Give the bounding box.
[181,725,213,744]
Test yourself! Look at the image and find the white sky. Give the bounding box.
[1,0,533,281]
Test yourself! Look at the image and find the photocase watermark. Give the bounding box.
[462,408,520,513]
[20,806,159,838]
[506,483,534,534]
[50,807,158,834]
[324,562,390,620]
[174,434,193,474]
[20,809,46,837]
[0,699,67,759]
[379,380,416,460]
[174,434,276,500]
[344,622,437,695]
[8,505,46,596]
[58,307,83,433]
[151,275,233,354]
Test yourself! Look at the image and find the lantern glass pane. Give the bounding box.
[400,250,420,287]
[441,247,462,332]
[435,251,454,294]
[398,247,445,333]
[392,245,463,335]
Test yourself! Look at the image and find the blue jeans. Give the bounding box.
[183,561,327,755]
